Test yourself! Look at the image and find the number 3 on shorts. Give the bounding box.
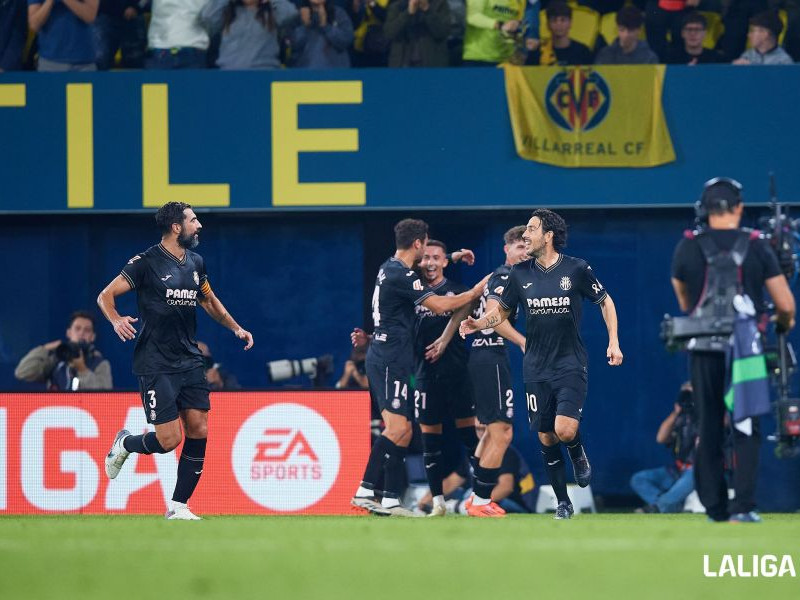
[526,392,537,413]
[147,390,157,408]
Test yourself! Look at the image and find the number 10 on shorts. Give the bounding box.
[526,393,537,413]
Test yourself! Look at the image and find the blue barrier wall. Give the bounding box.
[1,67,800,212]
[2,208,799,508]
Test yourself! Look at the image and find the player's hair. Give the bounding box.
[68,310,95,329]
[503,225,526,245]
[426,239,447,253]
[394,219,429,250]
[155,202,192,235]
[531,209,568,251]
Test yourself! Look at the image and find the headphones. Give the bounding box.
[694,177,743,224]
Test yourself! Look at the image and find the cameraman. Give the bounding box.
[670,178,795,522]
[14,311,113,391]
[630,382,698,513]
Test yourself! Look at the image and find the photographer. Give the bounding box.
[630,382,698,513]
[14,311,113,391]
[670,177,795,522]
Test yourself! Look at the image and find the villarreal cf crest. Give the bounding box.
[545,67,610,133]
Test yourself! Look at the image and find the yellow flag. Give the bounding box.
[503,64,675,168]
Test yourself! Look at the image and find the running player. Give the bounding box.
[460,209,623,519]
[351,219,487,516]
[97,202,254,520]
[413,240,482,517]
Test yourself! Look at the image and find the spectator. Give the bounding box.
[27,0,99,71]
[196,341,241,390]
[595,5,658,63]
[462,0,531,65]
[630,382,698,513]
[665,11,723,63]
[383,0,450,66]
[147,0,214,69]
[289,0,353,68]
[351,0,389,66]
[335,341,369,389]
[718,0,767,61]
[200,0,297,69]
[644,0,698,61]
[529,1,593,65]
[1,0,27,71]
[733,9,794,64]
[94,0,147,69]
[444,0,465,64]
[14,311,113,391]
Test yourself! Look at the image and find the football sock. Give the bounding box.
[381,439,408,501]
[542,443,570,503]
[172,437,207,503]
[359,435,392,492]
[565,431,584,462]
[422,433,444,498]
[473,464,499,502]
[123,432,168,454]
[457,425,480,460]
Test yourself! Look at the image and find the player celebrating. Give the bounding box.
[97,202,254,520]
[461,209,622,519]
[412,240,483,517]
[352,219,487,516]
[462,226,527,517]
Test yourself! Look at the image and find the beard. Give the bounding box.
[178,229,199,249]
[526,241,545,258]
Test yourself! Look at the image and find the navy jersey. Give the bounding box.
[368,257,434,370]
[120,244,211,375]
[470,263,518,363]
[490,254,607,382]
[414,278,469,377]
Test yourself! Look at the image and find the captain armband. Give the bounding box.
[200,280,212,296]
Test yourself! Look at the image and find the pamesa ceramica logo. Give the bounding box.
[232,403,340,511]
[545,68,610,132]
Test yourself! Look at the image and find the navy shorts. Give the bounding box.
[525,373,587,433]
[415,371,475,426]
[137,366,210,425]
[366,359,412,418]
[469,358,514,424]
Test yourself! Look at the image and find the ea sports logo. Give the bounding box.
[545,68,610,132]
[232,403,340,511]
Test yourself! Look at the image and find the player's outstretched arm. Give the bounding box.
[459,304,511,339]
[425,302,474,363]
[599,294,622,366]
[97,275,138,342]
[422,273,490,315]
[198,291,254,350]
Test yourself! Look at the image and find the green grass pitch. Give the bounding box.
[1,514,799,600]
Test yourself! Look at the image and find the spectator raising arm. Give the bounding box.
[62,0,99,24]
[28,0,55,32]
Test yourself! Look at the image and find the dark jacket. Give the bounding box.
[384,0,450,67]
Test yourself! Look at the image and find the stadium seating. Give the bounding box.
[540,6,601,51]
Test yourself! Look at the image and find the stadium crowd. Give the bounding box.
[1,0,798,71]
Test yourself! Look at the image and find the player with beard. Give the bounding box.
[351,219,488,516]
[460,209,623,519]
[98,202,254,520]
